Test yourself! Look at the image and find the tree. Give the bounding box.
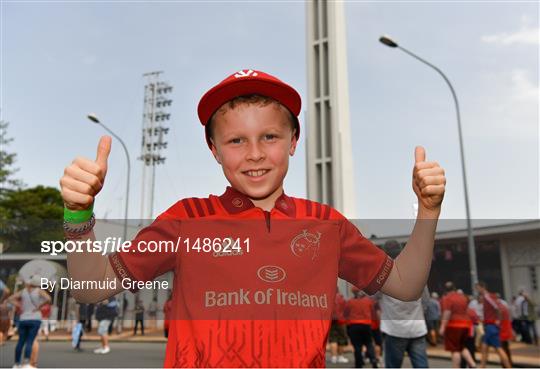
[0,120,23,193]
[0,186,64,252]
[0,121,63,252]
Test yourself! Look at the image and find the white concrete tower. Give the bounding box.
[306,0,356,217]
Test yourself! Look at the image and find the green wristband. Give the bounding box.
[64,203,94,224]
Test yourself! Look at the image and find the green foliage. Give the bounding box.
[0,186,64,252]
[0,121,63,252]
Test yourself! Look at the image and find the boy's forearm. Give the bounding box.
[383,206,439,301]
[66,230,123,303]
[396,206,439,297]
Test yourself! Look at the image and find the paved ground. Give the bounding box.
[2,328,538,368]
[1,341,164,368]
[0,341,476,368]
[326,351,497,368]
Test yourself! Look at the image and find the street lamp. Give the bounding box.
[86,113,131,243]
[87,113,131,333]
[379,35,478,293]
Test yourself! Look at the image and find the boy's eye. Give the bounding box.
[229,138,243,144]
[263,134,277,141]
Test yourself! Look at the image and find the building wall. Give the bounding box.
[501,233,540,303]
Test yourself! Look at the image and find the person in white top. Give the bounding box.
[376,240,430,368]
[8,275,51,369]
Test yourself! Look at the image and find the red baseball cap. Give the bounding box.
[197,69,302,148]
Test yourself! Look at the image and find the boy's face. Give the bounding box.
[210,103,297,202]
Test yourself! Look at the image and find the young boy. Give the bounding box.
[60,69,446,367]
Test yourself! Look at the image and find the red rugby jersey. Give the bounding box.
[109,187,393,367]
[483,292,502,325]
[441,291,470,329]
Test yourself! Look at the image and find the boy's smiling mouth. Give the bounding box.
[243,169,270,178]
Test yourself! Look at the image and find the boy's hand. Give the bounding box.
[60,136,111,211]
[412,146,446,213]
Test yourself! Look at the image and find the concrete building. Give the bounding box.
[373,220,540,302]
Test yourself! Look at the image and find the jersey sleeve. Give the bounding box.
[337,218,394,295]
[109,212,181,292]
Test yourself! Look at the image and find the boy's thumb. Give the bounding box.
[415,146,426,164]
[96,135,112,169]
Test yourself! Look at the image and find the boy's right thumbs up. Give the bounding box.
[60,136,112,211]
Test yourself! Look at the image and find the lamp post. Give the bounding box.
[379,35,478,293]
[87,114,131,243]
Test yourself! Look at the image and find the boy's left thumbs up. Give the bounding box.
[415,146,426,163]
[412,145,446,214]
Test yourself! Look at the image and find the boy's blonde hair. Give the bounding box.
[206,94,296,143]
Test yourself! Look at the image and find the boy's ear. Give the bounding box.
[289,131,298,156]
[210,139,222,164]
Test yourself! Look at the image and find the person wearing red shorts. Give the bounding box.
[439,282,476,368]
[61,69,447,367]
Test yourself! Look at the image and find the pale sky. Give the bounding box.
[2,1,538,234]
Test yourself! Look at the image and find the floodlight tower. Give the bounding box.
[139,71,173,219]
[306,1,356,218]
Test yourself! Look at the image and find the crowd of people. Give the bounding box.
[0,271,538,368]
[329,279,538,368]
[0,276,174,368]
[68,292,172,355]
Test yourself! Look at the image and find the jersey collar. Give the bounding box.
[219,186,296,217]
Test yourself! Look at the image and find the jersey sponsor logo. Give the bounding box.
[257,265,286,283]
[290,229,321,260]
[203,287,328,309]
[234,69,258,78]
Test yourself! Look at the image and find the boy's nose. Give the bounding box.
[246,141,266,162]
